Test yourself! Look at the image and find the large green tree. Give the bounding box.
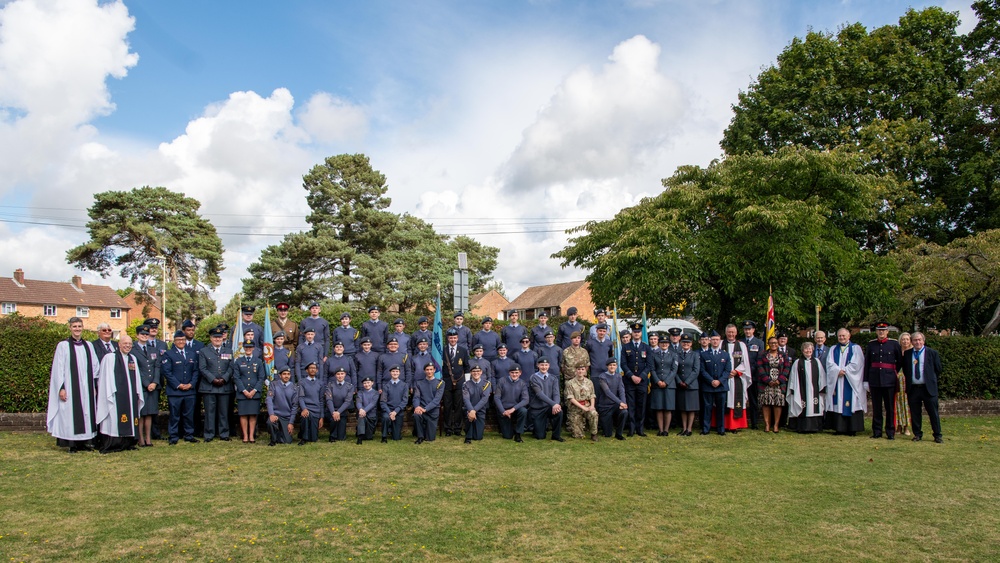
[554,147,900,330]
[721,6,995,248]
[67,186,224,325]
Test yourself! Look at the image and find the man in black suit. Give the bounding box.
[903,332,944,443]
[92,323,118,361]
[442,327,470,436]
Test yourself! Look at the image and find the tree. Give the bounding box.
[721,7,995,247]
[67,186,224,325]
[553,147,901,331]
[242,232,340,307]
[480,280,508,300]
[896,230,1000,336]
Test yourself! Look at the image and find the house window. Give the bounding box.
[76,306,89,318]
[44,305,57,316]
[1,303,15,314]
[110,308,121,319]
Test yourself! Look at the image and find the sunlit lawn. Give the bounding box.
[1,416,998,561]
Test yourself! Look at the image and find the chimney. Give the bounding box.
[71,275,82,290]
[13,268,24,285]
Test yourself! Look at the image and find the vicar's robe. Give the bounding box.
[96,351,144,439]
[47,338,100,441]
[825,343,866,416]
[787,357,826,423]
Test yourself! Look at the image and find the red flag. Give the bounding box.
[765,288,776,340]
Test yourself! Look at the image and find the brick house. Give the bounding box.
[0,269,132,337]
[468,289,511,321]
[503,280,596,322]
[122,288,163,326]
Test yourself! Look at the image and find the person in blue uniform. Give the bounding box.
[452,311,474,351]
[468,344,494,385]
[596,358,629,440]
[324,367,354,442]
[390,319,410,357]
[361,305,390,354]
[354,376,379,445]
[295,328,324,383]
[585,323,614,379]
[588,309,609,342]
[380,366,409,442]
[239,306,265,351]
[325,341,357,388]
[494,364,529,441]
[903,332,944,443]
[266,367,298,445]
[740,320,765,430]
[198,326,235,442]
[377,337,410,390]
[239,329,262,360]
[536,331,563,380]
[491,344,517,383]
[866,321,904,440]
[133,325,161,447]
[473,317,501,361]
[462,365,491,443]
[413,363,445,444]
[181,319,204,354]
[333,312,360,357]
[234,341,265,443]
[500,311,529,352]
[354,337,380,386]
[531,312,553,351]
[409,316,433,356]
[161,330,199,445]
[700,331,730,435]
[408,338,434,390]
[297,362,323,445]
[650,332,678,436]
[441,328,470,436]
[674,334,701,436]
[512,337,539,380]
[142,319,168,441]
[272,331,294,377]
[528,358,564,441]
[621,323,653,437]
[557,307,583,349]
[298,302,331,360]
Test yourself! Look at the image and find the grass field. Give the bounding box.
[1,417,998,562]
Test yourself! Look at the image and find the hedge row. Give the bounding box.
[3,313,997,413]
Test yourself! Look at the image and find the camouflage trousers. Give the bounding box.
[567,406,599,438]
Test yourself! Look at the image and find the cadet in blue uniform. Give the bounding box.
[272,331,294,377]
[240,329,262,360]
[536,331,563,380]
[462,365,491,443]
[361,305,390,354]
[181,319,204,354]
[866,321,904,440]
[585,323,614,379]
[452,312,474,351]
[473,317,501,361]
[354,337,380,386]
[297,362,323,445]
[675,334,702,436]
[700,331,730,435]
[512,337,539,379]
[239,306,265,351]
[234,341,265,443]
[413,363,445,443]
[161,330,199,445]
[134,325,160,447]
[380,366,409,442]
[332,313,360,357]
[266,367,298,445]
[295,328,324,383]
[468,344,494,384]
[409,316,433,356]
[408,338,434,391]
[588,309,609,342]
[198,326,235,442]
[500,311,529,352]
[494,365,529,441]
[740,320,765,430]
[143,318,168,440]
[621,323,653,437]
[325,341,358,388]
[596,358,629,440]
[531,312,553,351]
[354,377,379,444]
[528,358,564,441]
[390,319,410,357]
[491,344,516,383]
[377,337,409,390]
[298,302,331,360]
[650,332,678,436]
[557,307,583,349]
[324,367,354,442]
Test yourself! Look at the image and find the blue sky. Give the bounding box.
[0,0,979,307]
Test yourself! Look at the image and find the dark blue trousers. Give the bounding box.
[167,395,195,441]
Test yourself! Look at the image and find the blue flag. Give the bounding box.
[231,296,244,358]
[641,305,649,345]
[431,294,444,379]
[262,304,274,381]
[611,305,621,364]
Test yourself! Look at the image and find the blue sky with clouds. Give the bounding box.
[0,0,979,307]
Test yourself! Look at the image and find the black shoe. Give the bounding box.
[204,438,213,443]
[184,437,199,443]
[297,440,306,446]
[871,434,882,439]
[415,438,424,444]
[934,436,944,443]
[615,434,625,441]
[700,430,710,435]
[67,447,78,454]
[552,437,565,442]
[514,434,523,443]
[637,431,647,437]
[626,430,634,437]
[445,430,453,437]
[464,439,472,444]
[329,436,337,442]
[220,437,231,442]
[356,437,363,445]
[381,437,388,443]
[912,436,922,442]
[717,432,725,436]
[268,443,276,447]
[169,440,178,446]
[886,435,895,440]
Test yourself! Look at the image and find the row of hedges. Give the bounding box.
[3,313,998,412]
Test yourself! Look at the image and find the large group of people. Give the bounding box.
[46,305,946,454]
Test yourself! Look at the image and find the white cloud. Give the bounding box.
[297,92,368,144]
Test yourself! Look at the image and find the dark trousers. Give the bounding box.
[442,386,463,434]
[356,414,376,439]
[300,413,320,442]
[167,395,195,440]
[598,406,628,437]
[328,412,348,441]
[908,385,942,439]
[268,416,293,444]
[203,393,231,439]
[381,411,403,440]
[413,408,439,441]
[497,407,527,438]
[625,381,647,433]
[702,392,726,434]
[464,414,486,441]
[747,386,760,428]
[870,386,895,437]
[530,407,563,440]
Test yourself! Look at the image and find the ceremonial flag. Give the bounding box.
[231,295,244,357]
[262,303,274,381]
[611,305,621,364]
[641,304,649,345]
[765,287,776,340]
[431,292,444,379]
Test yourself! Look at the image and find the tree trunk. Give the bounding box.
[980,300,1000,337]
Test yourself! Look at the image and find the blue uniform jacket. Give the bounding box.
[494,375,529,411]
[699,348,730,393]
[413,377,445,411]
[161,346,197,396]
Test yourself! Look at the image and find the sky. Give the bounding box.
[0,0,979,309]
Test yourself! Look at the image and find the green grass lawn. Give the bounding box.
[1,417,998,562]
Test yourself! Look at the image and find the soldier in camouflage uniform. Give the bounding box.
[565,365,599,441]
[560,330,590,405]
